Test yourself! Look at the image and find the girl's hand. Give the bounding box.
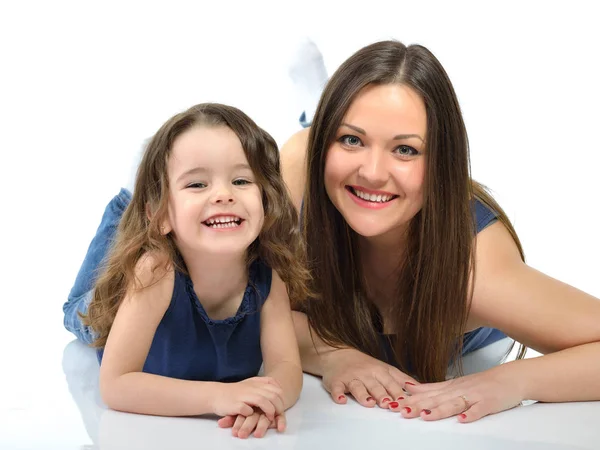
[390,364,525,422]
[212,377,284,421]
[321,348,418,408]
[217,411,286,439]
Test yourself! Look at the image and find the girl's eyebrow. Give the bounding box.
[176,167,207,183]
[176,164,253,183]
[340,122,425,143]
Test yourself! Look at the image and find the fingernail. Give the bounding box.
[422,409,431,415]
[459,413,467,420]
[405,382,415,386]
[389,401,399,408]
[403,407,412,414]
[397,396,405,400]
[338,395,346,401]
[366,396,374,402]
[382,397,391,403]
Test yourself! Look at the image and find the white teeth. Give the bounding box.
[353,188,394,203]
[205,215,241,226]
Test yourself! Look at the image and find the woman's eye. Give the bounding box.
[394,145,418,157]
[339,135,363,147]
[233,179,251,186]
[187,182,206,189]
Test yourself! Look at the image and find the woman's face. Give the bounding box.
[324,83,427,241]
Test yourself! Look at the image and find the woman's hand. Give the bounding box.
[391,363,525,422]
[320,348,418,408]
[217,411,286,439]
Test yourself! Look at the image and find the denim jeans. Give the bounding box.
[62,188,131,344]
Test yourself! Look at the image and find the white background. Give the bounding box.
[1,0,599,446]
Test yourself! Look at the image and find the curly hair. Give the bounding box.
[82,103,311,347]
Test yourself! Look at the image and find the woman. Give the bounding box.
[281,40,600,423]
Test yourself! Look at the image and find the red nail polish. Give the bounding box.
[405,382,415,386]
[422,409,431,415]
[366,396,374,402]
[397,396,404,400]
[459,413,467,420]
[382,397,391,403]
[403,407,412,414]
[338,395,346,401]
[389,401,399,408]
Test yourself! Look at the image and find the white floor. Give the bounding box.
[3,333,599,450]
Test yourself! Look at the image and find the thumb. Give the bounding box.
[237,402,254,417]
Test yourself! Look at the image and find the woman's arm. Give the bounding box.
[280,129,416,407]
[470,220,600,400]
[400,221,600,422]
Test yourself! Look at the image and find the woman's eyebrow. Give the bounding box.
[340,122,424,142]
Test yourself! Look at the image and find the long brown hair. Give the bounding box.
[83,103,311,347]
[303,41,525,382]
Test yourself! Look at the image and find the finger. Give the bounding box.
[231,414,246,438]
[375,371,406,403]
[257,387,285,415]
[361,376,393,408]
[347,379,377,407]
[388,367,420,387]
[236,403,254,417]
[276,414,287,432]
[248,396,275,421]
[217,415,236,428]
[404,379,449,395]
[328,380,348,404]
[457,402,487,423]
[238,414,260,439]
[253,414,272,438]
[416,394,471,421]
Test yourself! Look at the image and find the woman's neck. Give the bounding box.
[183,252,249,320]
[358,229,408,320]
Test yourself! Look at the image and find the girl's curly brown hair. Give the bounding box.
[82,103,311,347]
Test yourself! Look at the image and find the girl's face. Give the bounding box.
[164,125,264,258]
[324,83,427,242]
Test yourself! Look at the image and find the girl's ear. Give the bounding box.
[146,202,172,235]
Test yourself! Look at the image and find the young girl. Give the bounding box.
[62,103,311,439]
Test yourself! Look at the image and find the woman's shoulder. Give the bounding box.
[280,128,310,211]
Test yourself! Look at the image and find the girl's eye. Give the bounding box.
[394,145,419,157]
[339,135,363,147]
[187,182,206,189]
[233,179,251,186]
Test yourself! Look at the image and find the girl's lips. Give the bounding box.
[347,185,396,197]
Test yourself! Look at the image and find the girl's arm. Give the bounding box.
[259,271,303,409]
[100,254,282,418]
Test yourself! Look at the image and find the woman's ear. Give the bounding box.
[146,202,172,235]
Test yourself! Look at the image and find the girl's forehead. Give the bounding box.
[168,126,251,171]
